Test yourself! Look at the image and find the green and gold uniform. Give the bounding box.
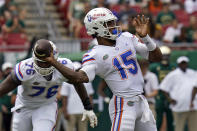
[150,62,176,131]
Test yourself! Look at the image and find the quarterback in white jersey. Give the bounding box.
[39,8,162,131]
[0,39,97,131]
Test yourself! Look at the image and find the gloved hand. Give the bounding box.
[81,110,98,128]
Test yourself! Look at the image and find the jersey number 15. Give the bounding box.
[113,50,138,79]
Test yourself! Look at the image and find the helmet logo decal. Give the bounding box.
[87,15,91,22]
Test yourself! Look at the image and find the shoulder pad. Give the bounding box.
[14,58,35,81]
[82,48,97,65]
[57,58,74,70]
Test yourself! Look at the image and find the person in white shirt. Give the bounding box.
[139,59,159,118]
[60,62,94,131]
[160,56,197,131]
[163,19,182,43]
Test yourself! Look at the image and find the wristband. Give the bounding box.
[83,97,93,110]
[141,35,156,51]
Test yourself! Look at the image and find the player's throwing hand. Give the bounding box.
[133,15,149,38]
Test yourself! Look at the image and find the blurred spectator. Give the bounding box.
[118,1,137,31]
[163,19,182,43]
[139,59,159,118]
[67,0,89,37]
[184,0,197,14]
[140,6,155,37]
[0,62,13,131]
[152,24,163,44]
[60,62,94,131]
[150,46,175,131]
[148,0,163,16]
[174,27,188,43]
[156,3,176,25]
[77,2,92,50]
[193,31,197,44]
[95,0,109,8]
[2,12,25,33]
[160,56,197,131]
[186,16,197,42]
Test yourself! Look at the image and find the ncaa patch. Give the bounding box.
[127,101,134,106]
[103,54,109,60]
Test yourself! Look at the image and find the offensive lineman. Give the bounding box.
[0,39,97,131]
[39,8,162,131]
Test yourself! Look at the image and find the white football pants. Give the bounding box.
[109,95,157,131]
[12,101,58,131]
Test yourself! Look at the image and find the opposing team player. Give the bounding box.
[0,39,97,131]
[39,8,162,131]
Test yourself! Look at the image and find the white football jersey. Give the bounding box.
[13,57,73,109]
[81,32,149,98]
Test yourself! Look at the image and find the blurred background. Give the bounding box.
[0,0,197,131]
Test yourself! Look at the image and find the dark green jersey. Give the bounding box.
[149,63,176,83]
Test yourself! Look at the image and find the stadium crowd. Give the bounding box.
[0,0,197,131]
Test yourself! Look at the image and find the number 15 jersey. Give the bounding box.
[81,32,149,98]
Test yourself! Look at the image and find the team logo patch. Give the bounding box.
[103,54,109,60]
[115,47,119,51]
[33,82,40,85]
[127,101,134,106]
[87,15,91,22]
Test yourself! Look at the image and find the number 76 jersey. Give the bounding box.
[13,57,73,109]
[82,32,146,98]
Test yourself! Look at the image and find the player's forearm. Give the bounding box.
[0,75,18,97]
[191,87,197,104]
[50,60,88,83]
[149,47,162,62]
[74,83,93,110]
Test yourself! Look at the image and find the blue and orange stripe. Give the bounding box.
[112,96,117,131]
[82,58,95,64]
[18,62,23,79]
[117,98,124,131]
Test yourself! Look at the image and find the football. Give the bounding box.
[34,39,52,58]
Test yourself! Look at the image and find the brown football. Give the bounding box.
[34,39,52,58]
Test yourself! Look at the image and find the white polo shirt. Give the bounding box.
[60,82,94,114]
[144,71,159,104]
[160,68,197,112]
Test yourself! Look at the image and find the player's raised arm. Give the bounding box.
[0,73,20,97]
[133,15,162,62]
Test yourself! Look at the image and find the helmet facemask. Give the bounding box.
[99,19,122,40]
[32,41,59,76]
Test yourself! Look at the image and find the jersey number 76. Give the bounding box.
[113,50,138,80]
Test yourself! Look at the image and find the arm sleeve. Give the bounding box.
[132,35,149,59]
[80,50,97,82]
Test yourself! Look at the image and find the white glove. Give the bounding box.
[104,97,110,103]
[81,110,98,128]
